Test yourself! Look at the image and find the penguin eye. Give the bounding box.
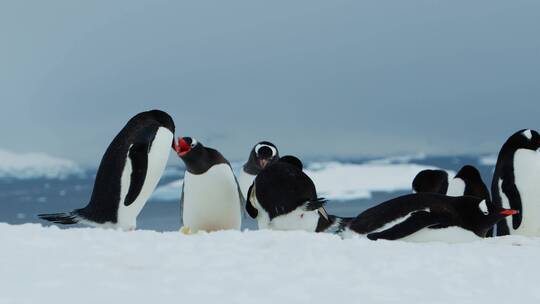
[190,138,198,148]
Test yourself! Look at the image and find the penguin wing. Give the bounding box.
[233,173,246,218]
[367,211,447,241]
[124,143,150,206]
[245,184,259,218]
[179,181,185,225]
[501,177,522,229]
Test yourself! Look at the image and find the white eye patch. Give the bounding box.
[479,200,489,215]
[190,138,198,147]
[523,129,533,140]
[255,144,277,157]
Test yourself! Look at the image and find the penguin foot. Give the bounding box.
[180,226,192,235]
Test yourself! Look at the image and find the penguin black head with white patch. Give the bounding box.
[412,169,449,194]
[238,142,280,198]
[246,155,334,232]
[348,193,518,241]
[245,141,279,174]
[39,109,176,230]
[173,137,243,232]
[491,129,540,236]
[447,165,490,200]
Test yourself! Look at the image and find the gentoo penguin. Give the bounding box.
[491,129,540,236]
[412,169,449,194]
[349,193,517,242]
[173,137,242,232]
[248,158,515,242]
[238,141,279,198]
[39,110,175,230]
[246,155,335,232]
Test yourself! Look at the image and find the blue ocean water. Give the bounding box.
[0,155,495,231]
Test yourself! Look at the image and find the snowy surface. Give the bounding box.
[0,149,83,179]
[1,223,539,304]
[152,160,447,201]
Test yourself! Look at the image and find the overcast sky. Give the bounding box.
[1,1,539,165]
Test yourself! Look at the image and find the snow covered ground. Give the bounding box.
[2,223,539,304]
[0,149,83,179]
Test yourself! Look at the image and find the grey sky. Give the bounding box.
[1,1,539,165]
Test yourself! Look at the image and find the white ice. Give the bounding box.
[0,149,83,179]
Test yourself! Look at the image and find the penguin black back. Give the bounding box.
[412,169,449,194]
[249,156,317,220]
[40,110,175,226]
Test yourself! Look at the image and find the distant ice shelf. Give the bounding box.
[0,149,83,179]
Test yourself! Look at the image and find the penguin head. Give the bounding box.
[245,141,279,173]
[504,129,540,153]
[146,109,175,133]
[456,198,518,237]
[412,169,449,194]
[173,137,202,158]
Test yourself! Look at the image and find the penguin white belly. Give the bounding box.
[238,170,256,199]
[117,128,173,230]
[182,164,242,232]
[511,149,540,236]
[400,227,480,243]
[267,208,320,232]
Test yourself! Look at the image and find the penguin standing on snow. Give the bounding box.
[39,110,175,230]
[491,129,540,236]
[246,155,336,232]
[349,193,517,242]
[173,137,242,232]
[238,141,279,198]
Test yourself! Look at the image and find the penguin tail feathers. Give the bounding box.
[38,212,80,225]
[305,198,327,211]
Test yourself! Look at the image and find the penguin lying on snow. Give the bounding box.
[412,166,495,237]
[238,141,279,198]
[492,129,540,236]
[248,156,516,242]
[39,110,175,230]
[173,137,242,232]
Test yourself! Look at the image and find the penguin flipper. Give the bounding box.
[232,173,246,218]
[501,178,522,230]
[367,211,444,241]
[179,181,185,225]
[245,184,258,219]
[124,143,149,206]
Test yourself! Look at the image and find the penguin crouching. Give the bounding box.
[174,137,242,233]
[246,155,346,232]
[39,110,175,230]
[491,129,540,236]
